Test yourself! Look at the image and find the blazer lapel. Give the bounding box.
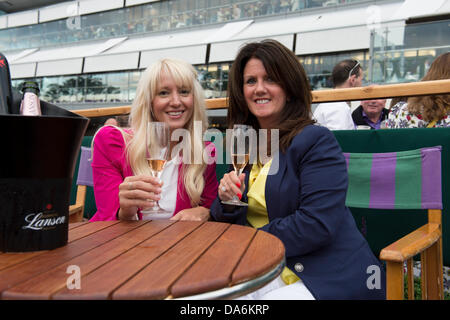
[265,152,286,220]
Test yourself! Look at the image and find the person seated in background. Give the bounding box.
[386,52,449,128]
[352,97,389,130]
[104,115,130,128]
[90,58,218,222]
[104,117,119,126]
[210,39,385,300]
[313,59,364,130]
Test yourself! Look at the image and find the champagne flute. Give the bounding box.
[222,124,251,206]
[141,121,172,219]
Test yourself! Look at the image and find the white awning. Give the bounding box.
[12,43,100,63]
[105,28,220,54]
[0,15,7,29]
[203,20,254,43]
[78,0,124,16]
[438,0,450,13]
[125,0,160,6]
[391,0,447,20]
[209,1,403,60]
[296,25,370,55]
[140,45,207,69]
[83,52,140,73]
[6,10,38,28]
[10,37,127,64]
[9,63,37,79]
[4,48,39,63]
[38,1,79,23]
[36,58,83,77]
[209,35,293,63]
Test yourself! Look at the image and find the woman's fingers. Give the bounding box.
[119,175,163,212]
[218,172,245,201]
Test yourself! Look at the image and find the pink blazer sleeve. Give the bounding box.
[89,126,133,221]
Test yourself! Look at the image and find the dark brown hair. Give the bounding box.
[407,52,450,122]
[331,59,362,87]
[227,39,314,152]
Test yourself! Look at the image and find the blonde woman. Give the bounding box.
[90,58,218,221]
[386,52,449,128]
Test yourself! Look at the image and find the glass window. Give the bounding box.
[299,50,368,89]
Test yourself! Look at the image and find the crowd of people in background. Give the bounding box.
[313,52,449,130]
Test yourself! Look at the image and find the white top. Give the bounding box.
[141,156,178,220]
[313,101,355,130]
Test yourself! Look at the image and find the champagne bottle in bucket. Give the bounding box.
[20,81,42,116]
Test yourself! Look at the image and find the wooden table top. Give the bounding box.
[0,220,285,300]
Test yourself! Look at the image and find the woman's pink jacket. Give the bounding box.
[89,126,218,221]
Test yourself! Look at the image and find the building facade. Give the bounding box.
[0,0,448,110]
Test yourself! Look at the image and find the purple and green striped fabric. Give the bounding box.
[344,146,442,210]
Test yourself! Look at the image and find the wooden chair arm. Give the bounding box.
[380,223,441,262]
[69,204,82,215]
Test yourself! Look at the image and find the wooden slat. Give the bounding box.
[206,98,227,109]
[421,250,428,299]
[428,209,442,225]
[386,261,404,300]
[0,221,143,298]
[68,220,120,242]
[379,223,441,262]
[0,221,118,272]
[2,221,173,300]
[423,242,443,300]
[74,105,131,118]
[231,230,285,285]
[0,251,48,272]
[407,258,414,300]
[170,224,256,298]
[112,221,229,300]
[53,220,198,300]
[70,80,450,117]
[68,221,89,230]
[311,79,450,103]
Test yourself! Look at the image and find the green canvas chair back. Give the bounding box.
[344,146,444,299]
[344,146,442,210]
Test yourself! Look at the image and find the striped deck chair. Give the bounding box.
[344,146,444,300]
[69,147,93,223]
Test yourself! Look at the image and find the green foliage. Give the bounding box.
[404,275,450,300]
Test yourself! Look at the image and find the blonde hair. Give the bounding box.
[127,58,209,206]
[407,52,450,122]
[93,58,209,207]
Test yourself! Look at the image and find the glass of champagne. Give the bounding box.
[141,121,172,219]
[222,124,251,207]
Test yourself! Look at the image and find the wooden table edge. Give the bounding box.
[171,257,286,300]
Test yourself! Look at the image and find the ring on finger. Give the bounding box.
[128,182,134,190]
[221,185,227,192]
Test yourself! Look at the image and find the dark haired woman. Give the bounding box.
[210,40,385,300]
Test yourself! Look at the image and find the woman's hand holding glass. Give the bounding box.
[118,175,163,220]
[141,121,171,219]
[218,171,246,203]
[221,124,251,206]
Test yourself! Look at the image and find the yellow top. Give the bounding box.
[247,160,300,285]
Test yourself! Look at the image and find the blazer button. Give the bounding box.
[294,263,304,273]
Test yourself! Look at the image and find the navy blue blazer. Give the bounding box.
[210,125,386,300]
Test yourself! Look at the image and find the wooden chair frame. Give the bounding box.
[380,209,443,299]
[69,147,92,223]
